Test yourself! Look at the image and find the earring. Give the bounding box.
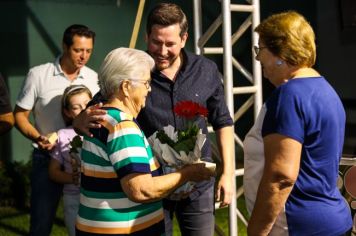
[276,60,283,66]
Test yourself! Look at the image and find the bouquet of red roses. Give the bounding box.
[149,101,215,199]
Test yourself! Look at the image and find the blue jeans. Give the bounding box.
[163,185,215,236]
[63,193,80,236]
[29,149,63,236]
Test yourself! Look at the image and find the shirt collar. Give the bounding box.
[53,56,63,76]
[53,55,85,79]
[179,49,188,72]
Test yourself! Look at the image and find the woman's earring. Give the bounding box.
[276,60,283,66]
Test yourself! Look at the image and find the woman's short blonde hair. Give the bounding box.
[98,47,155,99]
[255,11,316,67]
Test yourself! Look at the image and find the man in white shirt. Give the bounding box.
[14,24,99,236]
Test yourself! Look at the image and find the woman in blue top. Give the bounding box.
[244,11,352,235]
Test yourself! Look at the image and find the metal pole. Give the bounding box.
[129,0,146,48]
[221,0,237,235]
[193,0,202,55]
[251,0,262,118]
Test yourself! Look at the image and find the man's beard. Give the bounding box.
[154,54,179,71]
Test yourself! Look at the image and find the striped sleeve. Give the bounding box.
[104,112,151,179]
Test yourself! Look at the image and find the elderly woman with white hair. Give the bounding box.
[75,48,213,236]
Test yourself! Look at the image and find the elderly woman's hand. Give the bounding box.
[181,162,215,182]
[73,103,107,137]
[120,162,215,203]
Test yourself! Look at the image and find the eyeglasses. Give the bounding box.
[135,79,151,90]
[253,46,268,55]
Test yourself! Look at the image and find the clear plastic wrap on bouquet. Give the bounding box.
[148,125,207,200]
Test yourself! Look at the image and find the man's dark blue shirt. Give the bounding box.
[137,50,233,161]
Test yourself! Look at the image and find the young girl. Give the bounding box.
[49,84,92,236]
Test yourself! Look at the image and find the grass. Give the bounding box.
[0,206,67,236]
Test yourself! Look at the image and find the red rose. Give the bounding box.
[173,101,208,119]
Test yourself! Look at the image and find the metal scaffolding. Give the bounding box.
[192,0,262,235]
